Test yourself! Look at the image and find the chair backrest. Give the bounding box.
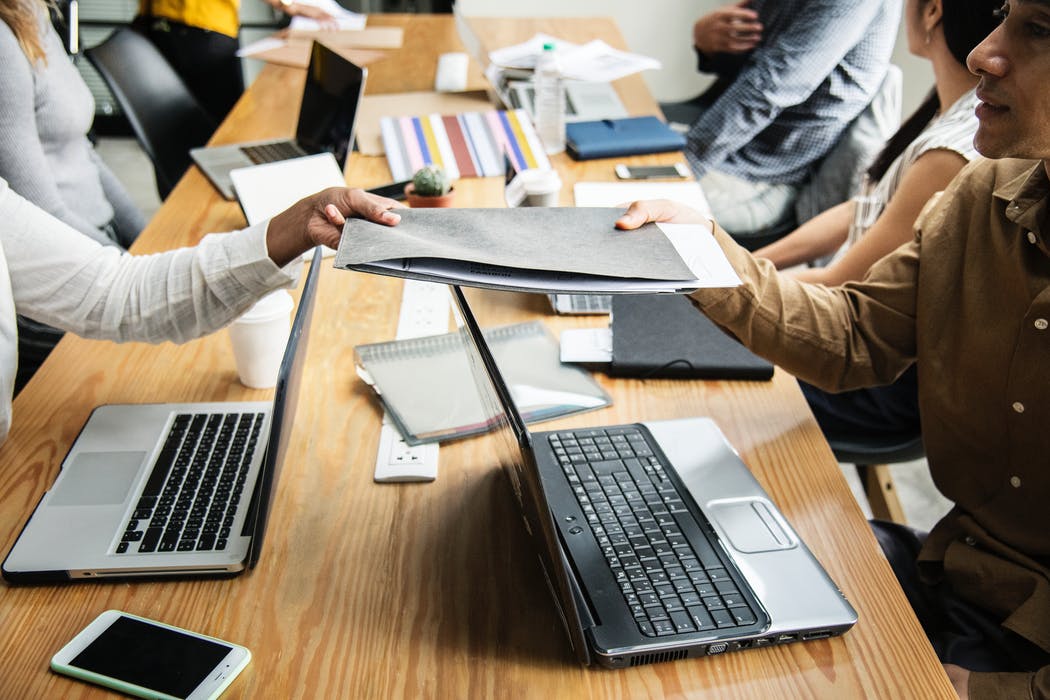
[794,64,903,224]
[85,28,217,200]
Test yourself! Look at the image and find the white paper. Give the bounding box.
[488,33,576,70]
[558,40,661,83]
[288,0,366,31]
[574,181,712,218]
[237,37,286,58]
[657,222,741,288]
[487,33,659,82]
[230,153,346,258]
[559,328,613,364]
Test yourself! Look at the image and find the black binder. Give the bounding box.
[609,295,773,380]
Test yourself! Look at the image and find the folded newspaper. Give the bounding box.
[333,207,740,294]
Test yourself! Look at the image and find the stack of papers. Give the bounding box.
[335,207,741,294]
[287,0,365,32]
[486,33,660,82]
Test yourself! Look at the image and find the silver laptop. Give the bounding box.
[450,286,856,667]
[505,79,628,123]
[2,250,324,583]
[191,42,366,200]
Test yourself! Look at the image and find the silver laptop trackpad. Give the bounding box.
[708,499,796,553]
[49,452,145,506]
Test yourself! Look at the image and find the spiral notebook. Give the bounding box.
[354,321,611,445]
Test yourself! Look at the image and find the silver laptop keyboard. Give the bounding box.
[240,141,307,165]
[118,412,263,555]
[549,426,758,637]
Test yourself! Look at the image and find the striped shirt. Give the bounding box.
[841,89,980,254]
[686,0,899,185]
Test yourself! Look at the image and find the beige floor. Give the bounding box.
[95,135,955,533]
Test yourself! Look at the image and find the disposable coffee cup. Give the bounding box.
[519,169,562,207]
[227,290,294,389]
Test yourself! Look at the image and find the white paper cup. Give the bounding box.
[227,290,294,389]
[519,169,562,207]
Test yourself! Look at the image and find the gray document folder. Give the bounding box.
[335,207,738,294]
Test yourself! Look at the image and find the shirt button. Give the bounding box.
[1036,319,1049,330]
[964,536,977,546]
[1028,231,1038,244]
[1013,402,1025,413]
[1010,476,1022,488]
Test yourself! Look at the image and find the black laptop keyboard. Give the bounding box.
[117,412,264,555]
[548,427,758,638]
[241,141,307,165]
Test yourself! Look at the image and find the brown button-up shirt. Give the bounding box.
[688,157,1050,700]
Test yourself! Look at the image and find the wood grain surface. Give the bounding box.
[0,15,953,700]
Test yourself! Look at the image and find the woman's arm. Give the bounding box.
[1,183,400,344]
[752,200,854,269]
[795,149,967,286]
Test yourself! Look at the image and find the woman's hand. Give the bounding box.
[266,187,403,267]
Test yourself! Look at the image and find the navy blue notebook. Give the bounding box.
[565,116,685,160]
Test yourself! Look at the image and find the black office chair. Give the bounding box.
[85,28,217,200]
[826,431,924,525]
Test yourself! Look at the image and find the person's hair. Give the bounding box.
[866,0,1001,181]
[0,0,54,65]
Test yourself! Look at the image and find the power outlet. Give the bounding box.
[396,281,451,339]
[373,280,449,483]
[374,421,438,482]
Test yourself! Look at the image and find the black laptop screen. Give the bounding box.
[449,286,591,664]
[296,42,366,168]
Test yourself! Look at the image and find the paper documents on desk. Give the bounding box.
[287,0,365,31]
[334,207,740,294]
[486,33,660,82]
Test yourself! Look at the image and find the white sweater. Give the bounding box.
[0,179,300,443]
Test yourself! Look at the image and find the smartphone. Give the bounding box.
[51,610,250,700]
[614,163,690,180]
[366,179,411,201]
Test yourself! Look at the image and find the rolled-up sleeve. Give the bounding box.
[687,221,918,391]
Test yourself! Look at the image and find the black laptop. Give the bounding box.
[450,286,856,667]
[191,41,366,200]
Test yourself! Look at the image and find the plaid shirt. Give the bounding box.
[686,0,900,185]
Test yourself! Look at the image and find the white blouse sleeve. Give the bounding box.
[0,180,301,344]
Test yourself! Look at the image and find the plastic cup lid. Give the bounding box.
[236,289,293,324]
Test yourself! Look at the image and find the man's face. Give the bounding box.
[967,1,1050,161]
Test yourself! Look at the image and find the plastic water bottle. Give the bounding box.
[533,42,566,155]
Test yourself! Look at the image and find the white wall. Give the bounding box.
[456,0,934,117]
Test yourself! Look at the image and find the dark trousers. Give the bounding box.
[800,364,921,439]
[872,520,1050,672]
[135,17,243,125]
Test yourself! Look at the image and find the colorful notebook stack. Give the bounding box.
[379,108,551,181]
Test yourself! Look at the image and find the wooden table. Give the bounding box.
[0,14,954,699]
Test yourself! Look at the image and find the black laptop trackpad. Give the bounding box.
[49,452,145,506]
[708,500,797,553]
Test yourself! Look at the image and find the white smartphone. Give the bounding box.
[51,610,251,700]
[614,163,690,180]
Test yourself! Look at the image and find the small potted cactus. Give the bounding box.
[404,164,456,208]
